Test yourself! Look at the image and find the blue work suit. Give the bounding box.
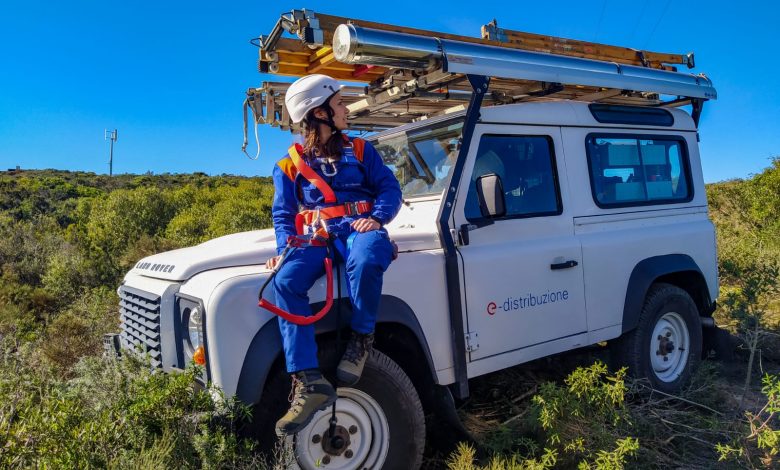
[271,138,402,373]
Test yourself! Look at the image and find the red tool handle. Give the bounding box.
[258,257,334,325]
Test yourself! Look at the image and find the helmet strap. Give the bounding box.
[309,104,338,132]
[304,104,343,159]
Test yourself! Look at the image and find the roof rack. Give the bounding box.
[246,9,716,133]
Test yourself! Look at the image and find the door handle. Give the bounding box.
[550,260,578,270]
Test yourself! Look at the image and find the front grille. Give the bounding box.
[118,285,162,368]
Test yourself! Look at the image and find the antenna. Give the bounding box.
[104,129,118,176]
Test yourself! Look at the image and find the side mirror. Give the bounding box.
[476,173,506,218]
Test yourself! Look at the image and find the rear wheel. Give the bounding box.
[613,283,702,392]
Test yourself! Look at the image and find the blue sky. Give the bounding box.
[1,0,777,182]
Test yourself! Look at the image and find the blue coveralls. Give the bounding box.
[271,138,403,373]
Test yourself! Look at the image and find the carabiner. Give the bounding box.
[320,161,338,177]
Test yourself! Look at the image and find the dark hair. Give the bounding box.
[302,104,343,160]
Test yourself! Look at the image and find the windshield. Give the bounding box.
[371,118,465,198]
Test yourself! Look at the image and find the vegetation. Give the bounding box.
[0,158,778,468]
[447,362,638,469]
[0,170,275,468]
[0,344,260,469]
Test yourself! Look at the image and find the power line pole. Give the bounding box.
[105,129,118,176]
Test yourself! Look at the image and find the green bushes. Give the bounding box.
[0,170,274,340]
[447,362,638,469]
[0,170,277,467]
[165,180,274,246]
[708,157,780,286]
[83,187,180,281]
[706,161,780,467]
[531,363,634,467]
[0,342,257,469]
[41,286,119,373]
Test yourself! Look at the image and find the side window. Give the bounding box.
[465,135,561,221]
[586,135,692,207]
[374,119,464,198]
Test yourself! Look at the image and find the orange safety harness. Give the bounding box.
[258,140,374,325]
[287,142,374,235]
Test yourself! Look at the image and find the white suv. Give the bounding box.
[111,99,719,469]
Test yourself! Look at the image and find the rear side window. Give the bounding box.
[586,134,692,207]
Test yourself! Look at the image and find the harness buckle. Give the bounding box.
[309,208,331,244]
[344,201,359,216]
[311,208,322,229]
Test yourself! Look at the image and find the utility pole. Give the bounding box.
[105,129,118,176]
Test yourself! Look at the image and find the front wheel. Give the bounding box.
[250,347,425,470]
[291,349,424,470]
[613,283,702,393]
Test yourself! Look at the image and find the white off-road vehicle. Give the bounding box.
[108,10,722,469]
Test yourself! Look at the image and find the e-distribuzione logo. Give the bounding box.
[486,289,569,315]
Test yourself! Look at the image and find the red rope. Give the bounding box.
[258,257,334,325]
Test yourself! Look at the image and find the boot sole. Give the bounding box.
[275,394,338,437]
[336,368,362,386]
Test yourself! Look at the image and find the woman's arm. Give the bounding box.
[271,163,299,255]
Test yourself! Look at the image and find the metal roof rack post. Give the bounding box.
[439,74,490,400]
[691,98,704,127]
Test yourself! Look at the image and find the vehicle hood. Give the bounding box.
[128,229,279,281]
[127,221,442,282]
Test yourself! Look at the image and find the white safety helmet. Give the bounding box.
[284,74,343,124]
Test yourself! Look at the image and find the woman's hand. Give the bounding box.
[351,217,381,233]
[266,255,282,270]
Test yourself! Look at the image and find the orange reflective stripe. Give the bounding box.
[351,137,365,162]
[276,156,298,182]
[288,144,337,204]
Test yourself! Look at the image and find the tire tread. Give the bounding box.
[612,282,702,392]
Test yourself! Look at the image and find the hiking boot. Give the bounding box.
[275,369,337,436]
[337,331,374,386]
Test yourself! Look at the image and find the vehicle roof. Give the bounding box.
[369,101,696,141]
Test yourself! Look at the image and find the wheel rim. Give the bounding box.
[292,387,390,470]
[650,311,690,383]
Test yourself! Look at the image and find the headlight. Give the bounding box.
[186,306,204,351]
[176,294,207,371]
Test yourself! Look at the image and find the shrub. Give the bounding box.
[40,286,118,373]
[447,362,638,469]
[717,373,780,467]
[41,242,88,306]
[84,187,177,282]
[0,341,259,469]
[530,362,636,468]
